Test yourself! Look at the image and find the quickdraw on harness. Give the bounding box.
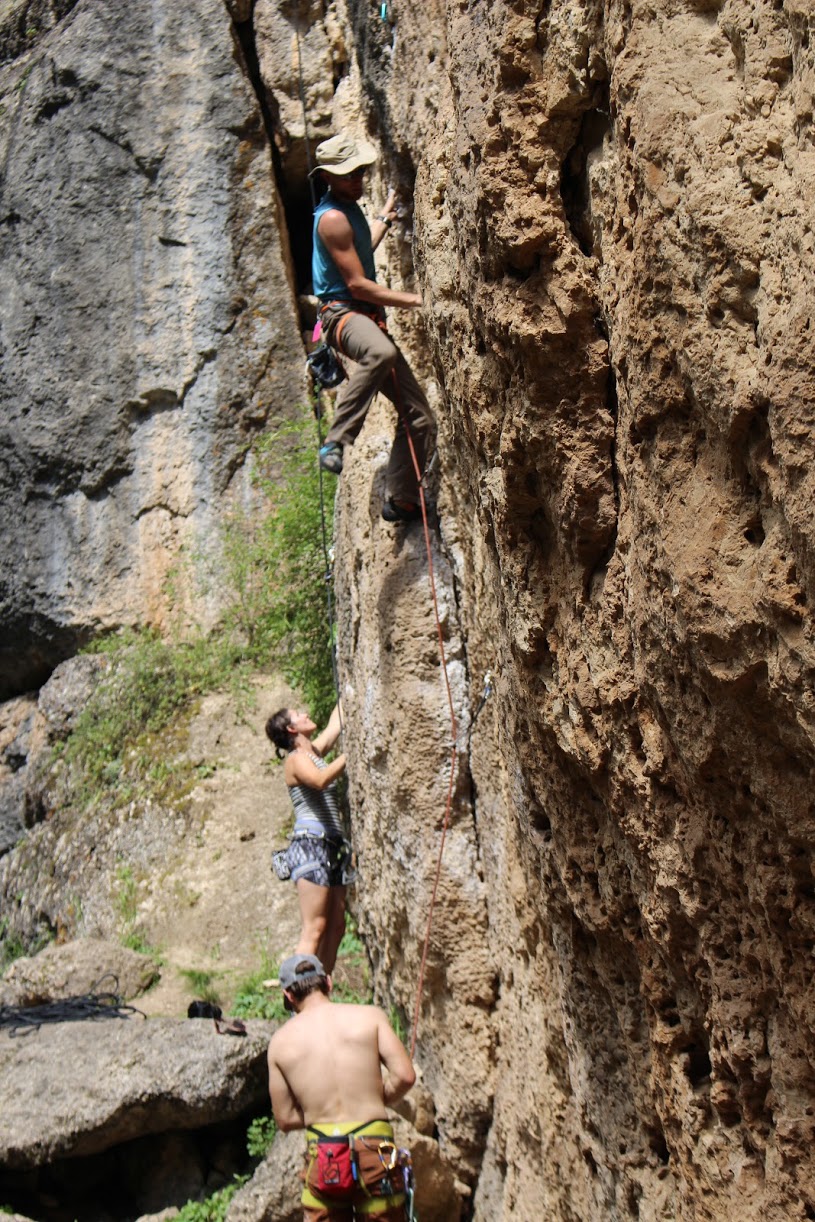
[306,339,345,388]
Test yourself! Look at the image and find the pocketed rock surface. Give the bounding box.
[260,1,815,1219]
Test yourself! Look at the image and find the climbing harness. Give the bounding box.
[0,974,145,1036]
[305,1123,410,1202]
[272,830,356,885]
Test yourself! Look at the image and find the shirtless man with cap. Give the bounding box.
[268,952,417,1221]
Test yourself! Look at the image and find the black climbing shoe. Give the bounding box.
[381,498,422,523]
[319,442,343,474]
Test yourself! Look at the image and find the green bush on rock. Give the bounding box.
[57,408,336,811]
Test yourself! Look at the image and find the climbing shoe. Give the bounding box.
[319,442,343,474]
[381,497,422,523]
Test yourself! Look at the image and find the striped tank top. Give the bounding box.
[289,752,344,840]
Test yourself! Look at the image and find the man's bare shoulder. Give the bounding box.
[328,1003,393,1037]
[267,1015,298,1060]
[317,207,354,242]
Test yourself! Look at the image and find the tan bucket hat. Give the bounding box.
[310,133,377,177]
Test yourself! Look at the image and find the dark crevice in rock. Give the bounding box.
[560,92,612,259]
[0,1105,267,1222]
[347,0,395,128]
[0,614,92,703]
[228,3,313,296]
[34,94,70,121]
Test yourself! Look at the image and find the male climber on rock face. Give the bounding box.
[267,953,417,1221]
[311,132,434,523]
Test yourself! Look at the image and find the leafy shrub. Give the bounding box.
[60,629,234,807]
[215,416,337,724]
[175,1177,247,1222]
[246,1114,277,1159]
[57,406,337,810]
[232,954,287,1022]
[0,918,53,974]
[111,862,158,957]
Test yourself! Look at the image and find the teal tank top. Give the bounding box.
[312,194,376,301]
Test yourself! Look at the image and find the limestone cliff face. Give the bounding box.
[0,0,304,697]
[2,1,814,1220]
[257,1,815,1219]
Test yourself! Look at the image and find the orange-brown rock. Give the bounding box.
[258,0,815,1218]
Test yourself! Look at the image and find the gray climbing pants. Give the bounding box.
[321,301,434,504]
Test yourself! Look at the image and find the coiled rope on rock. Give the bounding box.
[0,973,146,1037]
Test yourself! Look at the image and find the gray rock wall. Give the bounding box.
[0,0,305,697]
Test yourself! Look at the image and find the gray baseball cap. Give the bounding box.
[278,953,326,991]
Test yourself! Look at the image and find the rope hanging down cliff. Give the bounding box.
[293,26,464,1058]
[297,22,344,724]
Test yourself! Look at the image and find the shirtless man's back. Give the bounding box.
[267,953,416,1222]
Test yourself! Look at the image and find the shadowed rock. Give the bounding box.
[0,1017,274,1170]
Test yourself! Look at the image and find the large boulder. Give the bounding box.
[0,1016,275,1169]
[1,938,159,1006]
[225,1132,302,1222]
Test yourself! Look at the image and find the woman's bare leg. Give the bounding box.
[319,887,347,975]
[295,879,329,958]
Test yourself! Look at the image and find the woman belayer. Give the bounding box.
[266,702,350,974]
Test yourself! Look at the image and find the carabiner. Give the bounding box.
[377,1140,397,1171]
